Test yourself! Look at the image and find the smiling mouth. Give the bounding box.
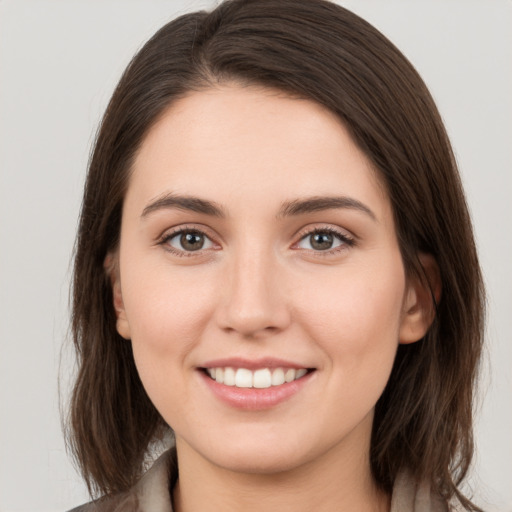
[202,367,315,389]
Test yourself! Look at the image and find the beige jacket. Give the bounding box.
[69,448,449,512]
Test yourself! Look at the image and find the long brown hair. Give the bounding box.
[67,0,485,509]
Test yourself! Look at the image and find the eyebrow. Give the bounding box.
[141,193,226,218]
[278,196,376,221]
[141,193,376,221]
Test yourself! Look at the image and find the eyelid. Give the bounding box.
[157,224,221,256]
[158,223,217,241]
[291,224,356,253]
[156,223,356,258]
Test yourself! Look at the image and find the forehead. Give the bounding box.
[128,85,390,220]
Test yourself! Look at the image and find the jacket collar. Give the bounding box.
[72,447,448,512]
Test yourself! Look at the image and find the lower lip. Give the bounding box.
[199,370,314,410]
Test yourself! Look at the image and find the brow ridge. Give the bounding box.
[141,193,226,218]
[141,193,375,221]
[277,196,376,220]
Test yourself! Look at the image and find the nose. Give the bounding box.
[215,246,291,338]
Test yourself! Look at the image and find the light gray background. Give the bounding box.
[0,1,510,511]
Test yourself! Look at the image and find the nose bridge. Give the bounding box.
[218,240,289,336]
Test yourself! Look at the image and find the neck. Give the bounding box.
[172,431,390,512]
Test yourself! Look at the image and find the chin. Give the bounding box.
[179,426,313,475]
[209,445,308,475]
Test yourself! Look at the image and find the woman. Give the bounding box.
[67,0,484,510]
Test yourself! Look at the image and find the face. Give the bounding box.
[112,85,430,475]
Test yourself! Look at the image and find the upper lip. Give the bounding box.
[199,357,314,370]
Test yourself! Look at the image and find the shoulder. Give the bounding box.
[67,492,138,512]
[67,448,176,512]
[391,469,450,512]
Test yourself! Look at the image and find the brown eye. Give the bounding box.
[310,232,334,250]
[164,230,214,252]
[296,229,352,252]
[180,232,204,251]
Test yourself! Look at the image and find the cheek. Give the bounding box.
[120,258,217,375]
[295,262,405,370]
[121,266,219,424]
[294,267,405,426]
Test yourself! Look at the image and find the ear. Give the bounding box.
[104,253,131,340]
[399,253,441,344]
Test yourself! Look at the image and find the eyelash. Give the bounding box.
[294,226,355,256]
[158,225,217,258]
[158,225,355,258]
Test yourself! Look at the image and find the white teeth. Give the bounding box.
[253,368,272,389]
[235,368,253,388]
[284,368,296,383]
[205,366,309,388]
[296,368,308,379]
[224,367,236,386]
[271,368,285,386]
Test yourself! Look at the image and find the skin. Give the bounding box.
[111,84,435,512]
